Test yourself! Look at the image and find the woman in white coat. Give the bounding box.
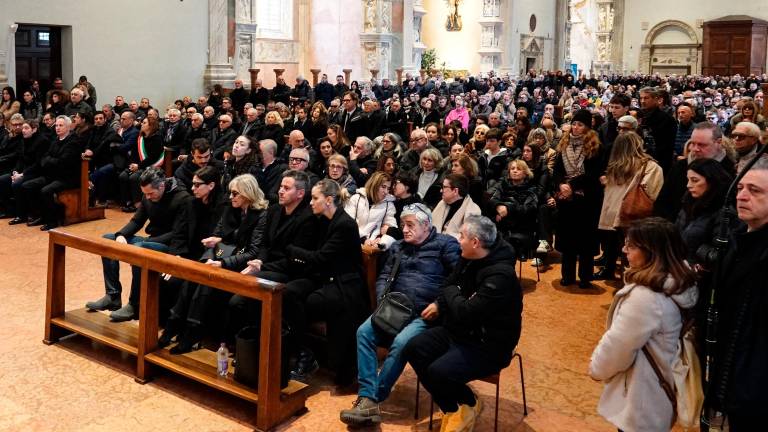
[431,173,481,240]
[595,132,664,281]
[344,171,397,248]
[589,217,697,432]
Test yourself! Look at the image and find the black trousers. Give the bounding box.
[599,228,624,273]
[561,251,594,282]
[19,176,72,223]
[404,326,507,413]
[119,169,143,205]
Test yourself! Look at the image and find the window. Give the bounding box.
[256,0,293,39]
[37,31,50,47]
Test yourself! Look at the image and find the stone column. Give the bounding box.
[343,69,352,85]
[310,69,321,86]
[273,68,285,81]
[248,68,260,89]
[4,24,18,89]
[204,0,237,89]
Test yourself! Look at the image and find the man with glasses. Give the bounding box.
[400,128,434,172]
[0,114,23,185]
[731,121,764,174]
[287,147,319,187]
[86,168,194,321]
[327,97,343,125]
[340,203,460,427]
[210,114,237,160]
[340,91,364,142]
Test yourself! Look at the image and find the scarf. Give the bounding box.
[562,134,586,178]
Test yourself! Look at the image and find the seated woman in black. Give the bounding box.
[163,173,268,353]
[119,116,163,212]
[487,159,539,255]
[282,178,369,384]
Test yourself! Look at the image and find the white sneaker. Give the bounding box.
[531,258,544,267]
[536,240,551,254]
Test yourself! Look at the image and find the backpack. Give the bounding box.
[642,302,704,431]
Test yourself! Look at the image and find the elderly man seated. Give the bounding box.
[340,203,460,427]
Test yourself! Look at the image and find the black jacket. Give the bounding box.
[340,107,365,142]
[183,125,210,154]
[88,124,123,168]
[15,131,49,178]
[257,160,288,204]
[115,177,195,256]
[210,127,238,160]
[349,153,378,186]
[258,202,318,276]
[190,187,230,258]
[654,157,735,222]
[41,134,81,185]
[315,82,335,107]
[709,225,768,418]
[487,179,539,237]
[437,237,522,362]
[173,158,224,190]
[161,121,187,152]
[0,133,22,174]
[258,124,286,154]
[212,205,267,271]
[127,133,164,170]
[249,87,270,107]
[641,108,677,173]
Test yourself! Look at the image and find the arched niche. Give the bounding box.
[639,20,701,75]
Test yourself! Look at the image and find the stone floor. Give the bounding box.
[0,209,623,431]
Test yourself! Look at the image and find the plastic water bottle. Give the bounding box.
[217,343,229,377]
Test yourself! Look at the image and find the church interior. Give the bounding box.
[1,1,768,431]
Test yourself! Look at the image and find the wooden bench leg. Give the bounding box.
[44,240,69,344]
[136,268,160,384]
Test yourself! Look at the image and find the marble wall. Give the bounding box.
[309,0,364,83]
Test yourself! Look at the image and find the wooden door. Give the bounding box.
[15,25,61,96]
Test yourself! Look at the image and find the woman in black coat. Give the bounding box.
[552,110,606,288]
[487,160,540,253]
[118,117,164,211]
[163,173,268,353]
[675,158,733,266]
[283,178,369,385]
[1,119,48,219]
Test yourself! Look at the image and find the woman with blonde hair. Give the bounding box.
[590,217,697,432]
[466,123,489,156]
[553,109,607,288]
[344,171,397,248]
[595,132,664,280]
[162,173,269,353]
[412,147,444,208]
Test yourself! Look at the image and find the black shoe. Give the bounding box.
[8,217,25,225]
[26,217,43,227]
[579,280,594,289]
[593,268,617,280]
[121,205,137,213]
[169,326,201,355]
[158,318,182,349]
[41,223,59,231]
[290,349,319,383]
[560,278,575,286]
[594,255,607,267]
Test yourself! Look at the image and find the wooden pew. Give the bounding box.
[163,146,176,178]
[361,245,381,310]
[43,230,308,431]
[57,157,105,226]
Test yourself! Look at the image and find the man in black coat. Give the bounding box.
[340,91,365,142]
[654,122,735,221]
[706,159,768,431]
[333,75,349,99]
[210,114,238,160]
[598,94,630,152]
[85,168,194,322]
[173,138,224,190]
[161,108,188,153]
[271,77,292,105]
[639,87,677,173]
[0,114,23,176]
[229,79,248,113]
[257,139,288,204]
[404,215,522,430]
[249,79,270,107]
[15,116,80,230]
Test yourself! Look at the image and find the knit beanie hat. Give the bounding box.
[571,109,592,128]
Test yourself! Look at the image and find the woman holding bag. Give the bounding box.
[595,132,663,280]
[589,217,698,432]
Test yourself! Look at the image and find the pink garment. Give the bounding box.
[445,107,470,131]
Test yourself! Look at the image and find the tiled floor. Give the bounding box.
[0,209,621,431]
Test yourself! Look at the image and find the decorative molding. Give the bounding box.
[254,40,299,64]
[643,20,698,45]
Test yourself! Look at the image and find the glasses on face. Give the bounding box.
[441,184,455,190]
[230,190,240,198]
[342,99,352,103]
[191,181,207,188]
[289,157,308,164]
[403,203,431,221]
[219,120,230,124]
[731,133,752,140]
[328,164,344,170]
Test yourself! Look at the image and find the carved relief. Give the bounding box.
[209,0,229,64]
[482,0,500,17]
[364,0,377,32]
[414,17,421,42]
[237,0,251,22]
[382,1,392,33]
[481,25,496,48]
[254,40,298,63]
[237,35,252,80]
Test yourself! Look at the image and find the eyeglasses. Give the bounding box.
[731,133,753,140]
[219,120,230,123]
[289,157,308,164]
[328,164,344,170]
[403,203,431,222]
[229,190,240,198]
[191,181,207,188]
[342,99,353,102]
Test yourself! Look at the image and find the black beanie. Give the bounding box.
[571,109,593,128]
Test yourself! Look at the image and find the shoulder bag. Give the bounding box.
[618,160,654,227]
[371,249,415,338]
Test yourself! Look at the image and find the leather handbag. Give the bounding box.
[371,250,415,338]
[200,242,238,262]
[618,161,653,227]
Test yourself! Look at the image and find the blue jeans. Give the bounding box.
[356,316,428,402]
[101,233,169,306]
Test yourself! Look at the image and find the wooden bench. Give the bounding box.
[43,230,308,431]
[163,146,176,178]
[57,157,105,226]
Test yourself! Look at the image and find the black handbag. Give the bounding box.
[233,325,291,389]
[200,242,238,262]
[371,250,415,337]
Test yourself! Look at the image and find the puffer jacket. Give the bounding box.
[375,228,460,314]
[437,237,522,362]
[487,178,539,236]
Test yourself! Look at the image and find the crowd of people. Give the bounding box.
[1,68,767,431]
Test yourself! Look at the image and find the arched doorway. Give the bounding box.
[639,20,700,75]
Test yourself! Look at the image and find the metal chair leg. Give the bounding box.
[514,352,528,416]
[415,378,420,419]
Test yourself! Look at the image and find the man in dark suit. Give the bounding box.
[210,114,238,160]
[249,79,270,107]
[257,139,288,204]
[639,87,677,173]
[340,91,365,142]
